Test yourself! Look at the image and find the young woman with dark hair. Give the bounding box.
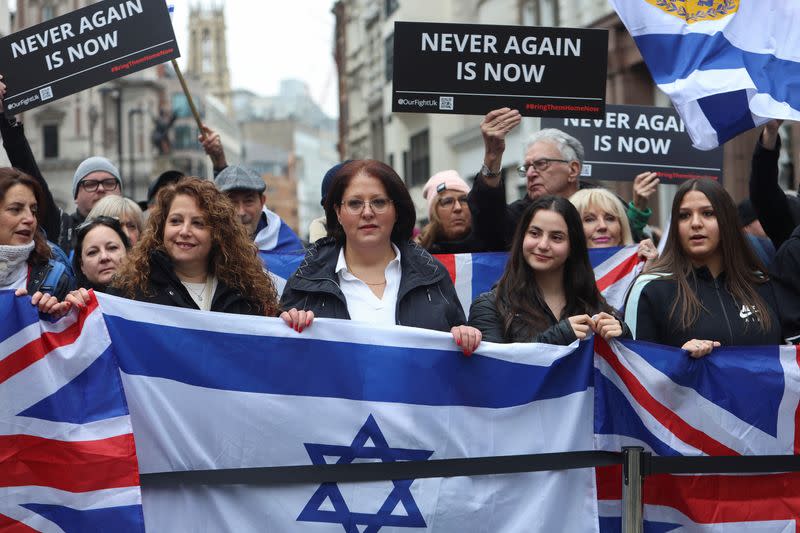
[625,179,781,357]
[111,177,279,316]
[280,159,482,354]
[468,195,628,344]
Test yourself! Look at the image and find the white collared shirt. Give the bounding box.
[336,244,402,326]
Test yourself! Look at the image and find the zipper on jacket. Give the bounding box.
[713,278,734,345]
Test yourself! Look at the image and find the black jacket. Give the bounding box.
[468,289,631,344]
[771,225,800,343]
[625,267,782,347]
[109,250,263,315]
[749,135,800,250]
[279,238,466,331]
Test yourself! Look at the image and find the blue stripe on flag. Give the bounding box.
[594,372,682,456]
[634,32,800,110]
[589,246,623,269]
[469,252,506,298]
[624,341,783,437]
[18,346,130,423]
[0,290,41,344]
[107,317,594,407]
[697,90,756,145]
[23,504,145,533]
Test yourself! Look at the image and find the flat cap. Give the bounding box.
[214,165,266,193]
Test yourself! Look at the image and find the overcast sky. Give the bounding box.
[170,0,339,117]
[7,0,340,117]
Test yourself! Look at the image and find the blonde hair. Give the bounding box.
[88,195,144,234]
[569,188,633,245]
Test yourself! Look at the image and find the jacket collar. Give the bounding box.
[290,238,448,296]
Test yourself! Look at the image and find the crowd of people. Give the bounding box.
[2,71,800,357]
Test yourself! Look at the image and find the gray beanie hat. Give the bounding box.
[72,156,122,198]
[214,165,266,193]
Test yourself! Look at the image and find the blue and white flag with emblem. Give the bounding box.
[609,0,800,150]
[98,293,600,531]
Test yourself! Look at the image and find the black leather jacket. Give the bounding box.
[279,238,466,331]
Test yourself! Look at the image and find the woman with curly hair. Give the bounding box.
[111,177,278,316]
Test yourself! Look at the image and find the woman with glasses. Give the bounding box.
[0,168,74,314]
[468,195,629,344]
[417,170,504,253]
[87,196,144,246]
[280,160,483,355]
[110,178,279,316]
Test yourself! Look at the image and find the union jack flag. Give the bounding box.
[594,337,800,531]
[0,291,143,532]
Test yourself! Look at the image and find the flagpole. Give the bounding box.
[171,59,204,132]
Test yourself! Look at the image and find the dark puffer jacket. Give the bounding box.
[468,289,630,344]
[109,250,264,316]
[279,237,466,331]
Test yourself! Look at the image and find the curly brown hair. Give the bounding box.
[0,168,52,265]
[112,177,279,315]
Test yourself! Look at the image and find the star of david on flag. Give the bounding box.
[298,415,433,532]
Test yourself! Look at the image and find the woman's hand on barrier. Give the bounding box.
[682,339,721,358]
[66,288,92,308]
[451,325,482,357]
[280,308,314,333]
[15,288,72,318]
[568,315,595,340]
[592,312,623,341]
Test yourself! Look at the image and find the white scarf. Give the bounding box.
[0,241,34,287]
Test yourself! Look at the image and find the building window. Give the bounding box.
[523,0,559,26]
[384,34,394,83]
[43,124,59,159]
[173,125,196,150]
[385,0,399,17]
[408,130,430,186]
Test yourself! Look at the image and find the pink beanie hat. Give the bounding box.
[422,170,471,216]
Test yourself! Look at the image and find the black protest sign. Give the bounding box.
[0,0,179,116]
[392,21,607,119]
[541,105,724,184]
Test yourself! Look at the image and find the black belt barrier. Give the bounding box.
[140,450,624,487]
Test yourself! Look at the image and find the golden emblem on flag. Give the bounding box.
[645,0,740,23]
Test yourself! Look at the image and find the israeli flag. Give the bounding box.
[609,0,800,150]
[98,294,600,531]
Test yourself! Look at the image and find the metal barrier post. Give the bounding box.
[621,447,644,533]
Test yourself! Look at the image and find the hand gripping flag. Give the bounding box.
[594,337,800,531]
[97,292,601,532]
[263,245,642,312]
[0,291,143,532]
[608,0,800,150]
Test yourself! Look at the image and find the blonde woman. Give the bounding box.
[87,195,144,246]
[570,188,658,268]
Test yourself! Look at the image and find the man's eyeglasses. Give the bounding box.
[341,197,393,215]
[438,195,468,209]
[80,178,119,193]
[516,158,569,177]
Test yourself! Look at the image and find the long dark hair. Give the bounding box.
[0,167,51,266]
[73,216,131,290]
[645,179,772,331]
[495,196,613,338]
[324,159,416,245]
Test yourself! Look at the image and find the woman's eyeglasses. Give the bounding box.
[341,198,393,215]
[438,195,468,209]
